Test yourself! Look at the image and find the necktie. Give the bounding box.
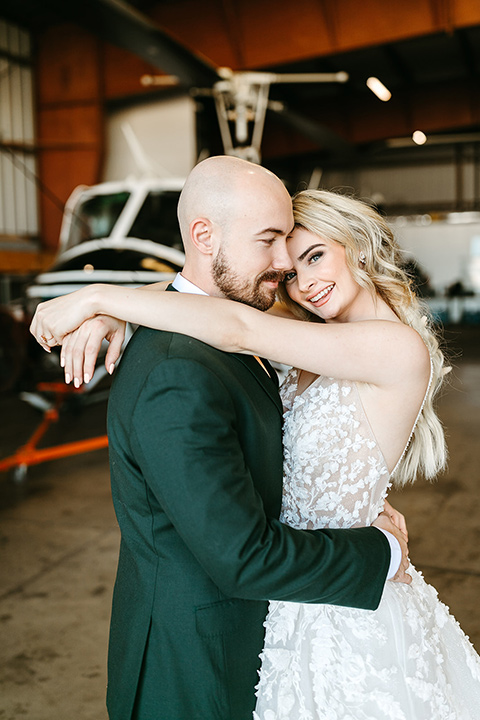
[254,356,269,375]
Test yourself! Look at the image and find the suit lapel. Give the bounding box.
[232,354,283,416]
[261,358,279,390]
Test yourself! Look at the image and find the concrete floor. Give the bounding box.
[0,326,479,719]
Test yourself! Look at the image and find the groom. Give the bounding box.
[31,156,408,720]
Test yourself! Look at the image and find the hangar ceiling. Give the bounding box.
[3,0,480,164]
[0,0,480,231]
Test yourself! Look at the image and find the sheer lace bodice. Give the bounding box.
[280,369,391,531]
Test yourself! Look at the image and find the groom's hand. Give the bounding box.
[373,511,411,585]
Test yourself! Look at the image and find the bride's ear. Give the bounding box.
[190,217,215,255]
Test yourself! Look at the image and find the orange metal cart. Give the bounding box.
[0,381,108,483]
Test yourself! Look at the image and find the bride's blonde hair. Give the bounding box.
[278,189,448,486]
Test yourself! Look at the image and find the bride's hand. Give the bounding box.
[383,499,408,541]
[61,316,126,387]
[30,285,100,351]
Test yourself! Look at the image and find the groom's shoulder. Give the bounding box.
[123,325,233,369]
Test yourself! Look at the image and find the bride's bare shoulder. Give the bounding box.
[385,321,431,379]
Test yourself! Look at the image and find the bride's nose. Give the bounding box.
[297,270,316,293]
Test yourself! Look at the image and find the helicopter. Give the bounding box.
[25,175,186,310]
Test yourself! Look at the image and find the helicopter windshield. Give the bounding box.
[65,191,131,249]
[129,190,183,251]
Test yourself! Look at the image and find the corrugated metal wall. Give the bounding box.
[0,19,38,239]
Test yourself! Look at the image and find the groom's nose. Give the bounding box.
[270,238,291,271]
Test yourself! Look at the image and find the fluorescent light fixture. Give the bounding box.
[366,77,391,102]
[385,132,480,148]
[412,130,427,145]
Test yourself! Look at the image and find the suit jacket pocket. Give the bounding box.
[195,598,256,638]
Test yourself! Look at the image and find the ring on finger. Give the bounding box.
[41,334,54,343]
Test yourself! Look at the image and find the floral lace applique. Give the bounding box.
[254,370,480,720]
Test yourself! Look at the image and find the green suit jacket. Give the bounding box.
[106,298,390,720]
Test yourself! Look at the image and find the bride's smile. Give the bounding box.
[307,282,335,306]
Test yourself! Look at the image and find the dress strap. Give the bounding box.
[390,356,434,478]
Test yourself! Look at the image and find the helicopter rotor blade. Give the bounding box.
[27,0,222,88]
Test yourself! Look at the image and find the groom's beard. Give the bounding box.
[212,248,284,311]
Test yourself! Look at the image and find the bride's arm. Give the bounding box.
[30,282,293,385]
[91,285,428,386]
[31,282,428,387]
[30,282,292,350]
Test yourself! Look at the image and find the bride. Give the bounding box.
[31,188,480,717]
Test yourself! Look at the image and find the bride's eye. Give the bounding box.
[284,270,297,282]
[309,251,324,263]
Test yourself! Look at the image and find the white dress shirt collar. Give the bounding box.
[171,273,209,296]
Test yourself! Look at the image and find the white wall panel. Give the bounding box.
[359,164,456,206]
[103,95,196,182]
[392,217,480,293]
[322,158,478,209]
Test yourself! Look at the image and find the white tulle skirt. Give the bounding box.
[254,567,480,720]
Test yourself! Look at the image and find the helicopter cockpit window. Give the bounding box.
[129,191,183,251]
[66,192,131,249]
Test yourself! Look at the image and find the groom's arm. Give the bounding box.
[131,354,392,611]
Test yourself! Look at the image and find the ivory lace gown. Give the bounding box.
[254,370,480,720]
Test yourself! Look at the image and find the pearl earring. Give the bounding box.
[359,252,366,265]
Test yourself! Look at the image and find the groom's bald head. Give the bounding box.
[178,156,290,247]
[176,155,293,303]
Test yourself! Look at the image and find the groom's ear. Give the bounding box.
[190,217,215,255]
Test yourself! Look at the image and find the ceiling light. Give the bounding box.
[412,130,427,145]
[366,77,391,102]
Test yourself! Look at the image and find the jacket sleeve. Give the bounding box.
[130,355,390,610]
